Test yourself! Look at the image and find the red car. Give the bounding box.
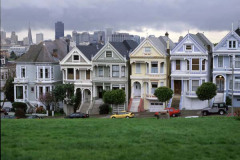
[164,107,181,117]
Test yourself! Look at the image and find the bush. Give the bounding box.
[15,109,26,118]
[12,102,27,112]
[99,104,111,114]
[226,96,232,106]
[36,106,46,114]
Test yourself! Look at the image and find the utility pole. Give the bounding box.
[231,55,234,116]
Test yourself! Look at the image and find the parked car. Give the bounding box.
[27,115,43,119]
[164,107,181,117]
[1,107,11,113]
[65,112,89,118]
[110,111,134,119]
[202,103,228,116]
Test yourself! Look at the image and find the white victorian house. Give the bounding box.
[213,28,240,107]
[170,33,213,110]
[60,44,103,113]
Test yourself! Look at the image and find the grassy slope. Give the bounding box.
[1,117,240,160]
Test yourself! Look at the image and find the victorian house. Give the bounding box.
[60,44,103,113]
[170,33,213,110]
[91,40,138,113]
[14,39,69,109]
[129,34,175,112]
[213,28,240,107]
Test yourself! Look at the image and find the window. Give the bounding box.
[51,67,53,79]
[76,69,80,79]
[45,68,49,78]
[73,55,79,60]
[186,45,192,51]
[187,81,189,91]
[106,51,112,57]
[121,66,125,77]
[202,60,206,70]
[235,56,240,68]
[151,62,158,73]
[160,62,164,73]
[192,59,199,70]
[233,41,236,48]
[160,82,164,86]
[144,47,151,53]
[136,63,141,73]
[229,79,233,89]
[229,41,232,48]
[202,79,205,84]
[176,60,180,70]
[112,65,119,77]
[67,68,74,79]
[86,70,90,79]
[218,56,223,67]
[46,86,50,93]
[192,80,199,91]
[230,56,233,68]
[151,83,158,94]
[21,67,25,78]
[98,67,103,77]
[31,87,34,92]
[39,68,43,78]
[146,63,149,73]
[187,60,190,70]
[16,86,23,99]
[237,99,240,101]
[229,41,237,49]
[235,77,240,90]
[39,87,43,96]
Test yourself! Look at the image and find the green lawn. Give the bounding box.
[1,117,240,160]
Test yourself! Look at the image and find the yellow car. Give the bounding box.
[110,111,135,119]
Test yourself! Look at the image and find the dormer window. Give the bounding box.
[185,45,192,51]
[106,51,112,57]
[144,47,151,53]
[73,55,79,61]
[228,40,237,49]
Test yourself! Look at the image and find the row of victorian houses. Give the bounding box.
[13,28,240,114]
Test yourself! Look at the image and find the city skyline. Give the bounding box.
[2,0,240,43]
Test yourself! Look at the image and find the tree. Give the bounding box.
[12,102,27,118]
[103,89,126,112]
[196,82,217,107]
[52,84,74,102]
[39,92,54,110]
[154,87,173,108]
[10,51,17,60]
[74,89,81,112]
[3,77,14,104]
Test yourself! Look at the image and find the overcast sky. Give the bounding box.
[1,0,240,43]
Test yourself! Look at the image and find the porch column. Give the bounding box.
[140,82,143,98]
[181,80,184,94]
[103,83,105,90]
[110,65,112,77]
[66,68,68,80]
[93,83,96,98]
[74,68,76,80]
[91,87,93,101]
[190,59,192,71]
[200,58,202,72]
[119,64,121,78]
[131,82,134,98]
[14,85,16,101]
[148,81,151,95]
[149,62,151,73]
[81,89,84,104]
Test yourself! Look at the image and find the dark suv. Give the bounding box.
[202,103,228,116]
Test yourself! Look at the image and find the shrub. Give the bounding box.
[154,87,173,108]
[226,96,232,106]
[36,106,46,114]
[99,104,111,114]
[15,109,26,118]
[12,102,27,112]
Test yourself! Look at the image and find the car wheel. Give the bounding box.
[172,114,176,117]
[219,110,224,115]
[203,111,208,116]
[112,117,116,119]
[126,116,129,119]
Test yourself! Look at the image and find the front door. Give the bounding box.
[98,86,103,98]
[174,80,181,94]
[134,82,141,97]
[216,76,224,92]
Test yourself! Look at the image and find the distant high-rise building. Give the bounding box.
[105,28,113,42]
[36,33,44,44]
[0,31,6,40]
[28,24,33,44]
[55,21,64,39]
[111,32,131,42]
[23,37,29,46]
[80,32,90,43]
[93,31,105,43]
[10,31,18,44]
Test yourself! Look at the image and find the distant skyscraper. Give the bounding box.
[28,24,33,44]
[36,33,44,44]
[23,37,29,46]
[55,21,64,39]
[105,28,113,42]
[0,31,6,40]
[10,31,18,44]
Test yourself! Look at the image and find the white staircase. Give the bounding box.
[130,98,140,112]
[214,93,224,103]
[78,102,90,114]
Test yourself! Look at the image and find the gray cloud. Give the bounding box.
[2,0,240,33]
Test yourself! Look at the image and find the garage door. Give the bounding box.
[149,102,164,112]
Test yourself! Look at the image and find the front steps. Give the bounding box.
[130,98,140,112]
[78,102,90,114]
[171,94,180,109]
[214,93,224,103]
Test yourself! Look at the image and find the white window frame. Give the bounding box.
[136,63,141,73]
[98,66,103,77]
[160,62,164,73]
[217,56,224,68]
[106,51,113,58]
[20,66,26,78]
[235,76,240,90]
[16,85,24,100]
[121,66,125,77]
[112,65,119,77]
[185,44,193,51]
[235,55,240,68]
[192,80,200,92]
[72,54,80,62]
[228,40,237,49]
[151,82,158,94]
[151,62,158,74]
[144,47,151,53]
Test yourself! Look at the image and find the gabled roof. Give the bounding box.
[196,33,213,50]
[236,28,240,36]
[110,40,138,59]
[16,39,69,63]
[76,43,104,60]
[159,36,176,50]
[148,36,168,56]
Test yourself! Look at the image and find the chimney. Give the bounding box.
[66,39,70,53]
[165,32,169,37]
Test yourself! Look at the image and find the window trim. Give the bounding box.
[73,54,80,61]
[136,63,141,74]
[176,60,181,70]
[217,56,224,68]
[112,65,119,77]
[185,44,193,51]
[192,80,200,92]
[192,59,200,71]
[20,66,26,78]
[105,51,113,58]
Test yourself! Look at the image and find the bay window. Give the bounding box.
[192,59,199,70]
[176,60,180,70]
[16,86,23,99]
[67,68,74,79]
[151,83,158,94]
[192,80,199,91]
[151,62,158,73]
[235,56,240,68]
[136,63,141,73]
[98,67,103,77]
[121,66,125,77]
[112,65,119,77]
